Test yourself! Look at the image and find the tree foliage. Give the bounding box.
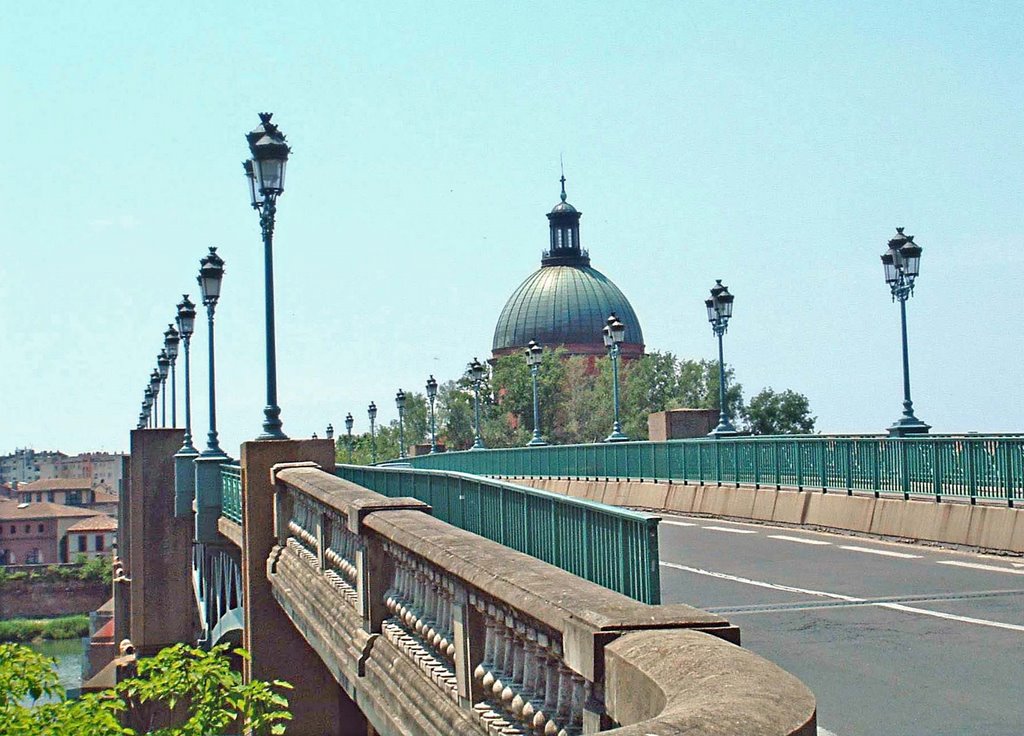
[0,642,291,736]
[744,388,816,435]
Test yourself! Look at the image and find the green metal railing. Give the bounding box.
[404,435,1024,507]
[221,463,242,524]
[335,464,661,604]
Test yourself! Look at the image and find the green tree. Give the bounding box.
[0,642,291,736]
[743,388,816,435]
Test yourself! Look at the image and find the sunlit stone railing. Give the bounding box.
[269,462,816,736]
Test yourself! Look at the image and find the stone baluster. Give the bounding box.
[551,662,574,734]
[478,607,500,691]
[501,621,526,709]
[535,647,562,735]
[490,614,513,699]
[510,627,539,717]
[519,630,547,726]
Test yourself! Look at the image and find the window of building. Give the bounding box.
[24,525,30,534]
[9,525,14,534]
[47,492,54,502]
[77,536,87,552]
[37,524,44,533]
[67,491,81,505]
[36,493,42,502]
[95,535,105,552]
[26,548,40,564]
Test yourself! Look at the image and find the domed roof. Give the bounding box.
[550,200,578,214]
[492,265,644,353]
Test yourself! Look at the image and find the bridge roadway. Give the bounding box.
[656,514,1024,736]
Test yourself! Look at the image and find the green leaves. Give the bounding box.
[745,388,816,435]
[0,642,291,736]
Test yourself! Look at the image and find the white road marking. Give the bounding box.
[659,561,1024,633]
[768,534,832,546]
[839,545,921,559]
[818,728,840,736]
[936,560,1024,576]
[661,520,697,527]
[1011,562,1024,568]
[702,525,757,534]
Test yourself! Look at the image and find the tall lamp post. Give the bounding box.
[149,370,161,428]
[176,297,198,452]
[197,247,226,457]
[525,340,547,446]
[368,402,378,464]
[326,423,334,440]
[426,376,438,454]
[245,113,291,441]
[705,280,737,436]
[467,358,486,450]
[603,314,629,442]
[395,389,407,459]
[143,390,154,428]
[345,413,354,463]
[164,324,180,426]
[157,350,170,427]
[881,227,929,436]
[173,294,199,518]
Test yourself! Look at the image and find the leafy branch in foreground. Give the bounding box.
[0,642,291,736]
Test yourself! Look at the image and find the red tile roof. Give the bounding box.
[0,500,97,521]
[67,514,117,533]
[18,478,94,492]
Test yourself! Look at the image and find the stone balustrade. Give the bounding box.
[269,462,817,736]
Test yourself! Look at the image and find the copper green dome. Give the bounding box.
[491,178,644,357]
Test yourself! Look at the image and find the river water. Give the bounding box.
[27,638,85,698]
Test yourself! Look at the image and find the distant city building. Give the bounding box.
[0,500,99,564]
[16,478,97,507]
[66,514,117,560]
[0,449,127,494]
[0,449,67,484]
[491,178,645,360]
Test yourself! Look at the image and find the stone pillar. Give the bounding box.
[127,429,196,655]
[240,439,365,736]
[113,453,132,646]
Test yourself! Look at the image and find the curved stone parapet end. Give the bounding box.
[604,629,816,736]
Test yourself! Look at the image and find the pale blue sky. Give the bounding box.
[3,2,1022,454]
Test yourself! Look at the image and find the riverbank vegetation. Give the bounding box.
[0,555,112,586]
[0,615,89,643]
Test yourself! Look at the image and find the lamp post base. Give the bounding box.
[527,435,548,447]
[887,416,931,436]
[604,430,630,443]
[258,405,288,440]
[471,439,486,451]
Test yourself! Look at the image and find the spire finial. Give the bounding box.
[559,155,567,202]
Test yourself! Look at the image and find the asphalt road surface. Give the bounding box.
[657,514,1024,736]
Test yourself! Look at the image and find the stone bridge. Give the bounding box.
[116,431,819,735]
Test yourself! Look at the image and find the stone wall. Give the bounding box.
[647,409,720,440]
[0,578,110,619]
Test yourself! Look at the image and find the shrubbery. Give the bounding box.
[0,557,112,586]
[0,616,89,643]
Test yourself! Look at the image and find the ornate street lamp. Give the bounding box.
[326,423,334,440]
[467,358,487,450]
[157,350,170,427]
[426,375,439,454]
[163,324,180,426]
[368,402,378,464]
[395,389,407,459]
[345,412,354,463]
[524,340,547,446]
[175,295,198,454]
[603,314,629,442]
[143,389,154,428]
[881,227,929,436]
[149,370,161,428]
[705,279,737,436]
[245,113,291,440]
[197,247,226,456]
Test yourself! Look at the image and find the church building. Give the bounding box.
[491,178,645,360]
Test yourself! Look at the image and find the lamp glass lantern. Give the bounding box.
[368,402,377,423]
[197,247,225,305]
[164,324,179,360]
[176,295,196,338]
[247,113,290,196]
[426,375,438,400]
[243,159,265,209]
[157,351,170,380]
[395,389,406,411]
[345,413,354,433]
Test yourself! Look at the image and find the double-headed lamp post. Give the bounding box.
[467,358,486,450]
[163,324,180,426]
[197,247,226,457]
[603,314,629,442]
[368,402,378,464]
[157,350,170,427]
[345,413,354,463]
[881,227,929,436]
[176,296,198,454]
[395,389,407,459]
[705,279,737,436]
[426,375,438,454]
[525,340,547,447]
[245,113,291,441]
